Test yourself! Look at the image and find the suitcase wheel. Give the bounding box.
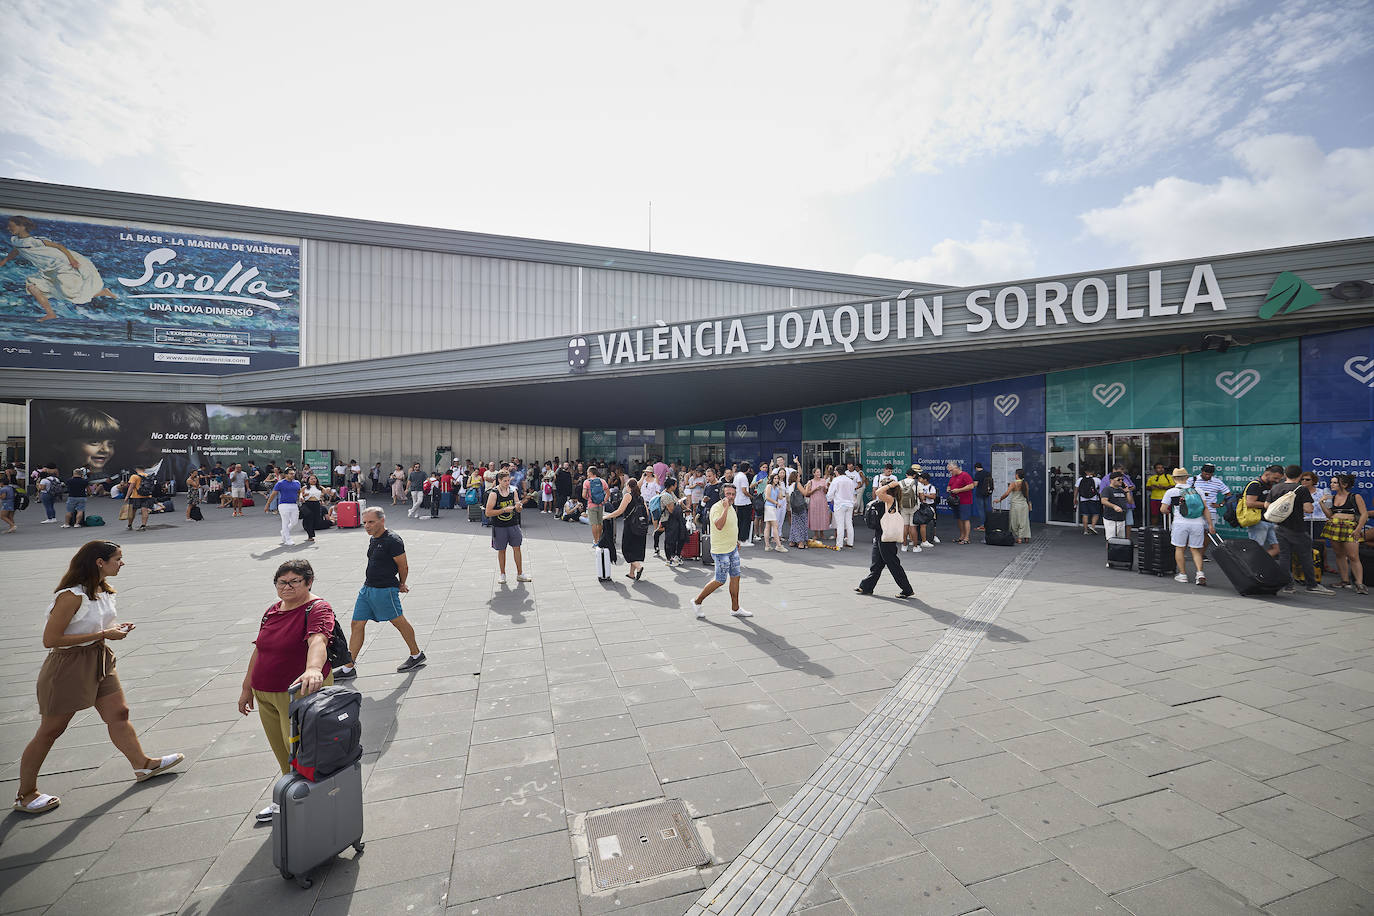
[354,841,366,853]
[296,874,312,890]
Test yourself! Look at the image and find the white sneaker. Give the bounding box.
[731,608,753,618]
[911,546,922,553]
[932,537,941,544]
[764,544,772,551]
[256,802,279,824]
[694,602,706,619]
[1196,573,1207,586]
[497,574,507,584]
[775,545,787,553]
[516,574,532,582]
[900,544,908,552]
[738,542,749,548]
[60,524,71,529]
[1174,573,1189,583]
[41,519,57,524]
[920,541,932,548]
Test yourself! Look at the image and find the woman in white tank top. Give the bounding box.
[15,540,183,815]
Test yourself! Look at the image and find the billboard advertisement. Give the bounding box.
[30,399,301,488]
[1,211,300,374]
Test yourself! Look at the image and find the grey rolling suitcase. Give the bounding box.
[272,759,365,888]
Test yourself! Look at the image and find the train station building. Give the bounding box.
[2,178,1372,529]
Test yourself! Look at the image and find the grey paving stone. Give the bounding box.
[1269,764,1374,820]
[1105,789,1235,849]
[561,763,663,813]
[1096,733,1206,777]
[1234,717,1345,755]
[1044,821,1190,895]
[1301,741,1374,788]
[558,736,650,778]
[465,733,556,773]
[919,813,1053,884]
[673,767,769,817]
[574,858,707,915]
[0,853,102,912]
[831,853,981,916]
[1176,828,1336,906]
[81,813,243,880]
[454,796,567,849]
[0,809,140,870]
[985,782,1116,841]
[877,748,945,789]
[969,859,1130,915]
[1054,710,1146,746]
[999,728,1102,770]
[648,740,744,783]
[362,787,461,841]
[637,717,725,752]
[939,751,1053,800]
[363,756,466,802]
[877,779,990,834]
[695,801,777,862]
[708,700,791,730]
[448,830,575,905]
[789,702,867,735]
[743,743,828,789]
[1226,794,1371,857]
[1094,693,1178,725]
[553,713,638,748]
[719,719,813,757]
[1112,868,1268,915]
[48,858,212,916]
[1047,756,1158,806]
[824,809,926,876]
[441,877,579,916]
[1313,837,1374,895]
[1263,877,1374,915]
[1201,736,1313,779]
[957,705,1053,742]
[908,726,1001,765]
[312,874,449,916]
[459,759,559,810]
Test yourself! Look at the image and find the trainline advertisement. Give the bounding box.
[1,210,300,374]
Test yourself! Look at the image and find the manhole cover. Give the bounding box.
[586,799,709,890]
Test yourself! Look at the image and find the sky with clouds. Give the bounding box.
[2,0,1372,287]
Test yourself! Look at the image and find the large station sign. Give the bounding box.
[1,211,300,374]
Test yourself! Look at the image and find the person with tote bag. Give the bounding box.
[855,478,915,599]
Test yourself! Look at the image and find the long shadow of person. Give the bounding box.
[902,595,1027,643]
[0,782,160,869]
[702,618,834,679]
[625,579,680,609]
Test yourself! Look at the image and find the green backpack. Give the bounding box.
[83,516,106,527]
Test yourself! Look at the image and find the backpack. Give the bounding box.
[1264,487,1298,523]
[789,485,808,513]
[83,515,105,526]
[1179,486,1206,519]
[1222,493,1240,528]
[627,497,650,536]
[261,599,354,672]
[464,489,478,506]
[863,499,885,530]
[1236,482,1264,527]
[977,474,993,496]
[288,685,362,781]
[899,479,918,510]
[589,478,605,505]
[648,493,663,514]
[1078,476,1098,499]
[189,505,203,521]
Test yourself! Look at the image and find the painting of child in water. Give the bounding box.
[0,215,116,321]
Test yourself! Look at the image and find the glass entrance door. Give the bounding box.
[689,444,724,467]
[1046,429,1181,525]
[802,440,861,477]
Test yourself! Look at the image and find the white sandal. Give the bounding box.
[133,752,184,782]
[14,792,60,814]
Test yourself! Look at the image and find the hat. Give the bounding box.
[1200,463,1216,473]
[910,464,922,473]
[1171,467,1190,479]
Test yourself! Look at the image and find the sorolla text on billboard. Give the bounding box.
[30,399,301,487]
[1,211,300,374]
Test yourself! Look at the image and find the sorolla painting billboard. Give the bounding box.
[1,211,300,373]
[30,400,301,487]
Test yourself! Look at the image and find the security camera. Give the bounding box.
[1200,334,1235,353]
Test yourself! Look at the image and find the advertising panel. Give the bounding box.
[1302,421,1374,499]
[1184,423,1299,538]
[911,435,974,515]
[724,417,761,442]
[861,395,911,440]
[1184,340,1299,427]
[976,435,1047,524]
[1048,355,1182,431]
[1,211,300,374]
[911,386,972,437]
[862,438,915,496]
[30,399,301,488]
[802,402,860,440]
[1302,327,1374,423]
[972,375,1046,435]
[758,410,802,442]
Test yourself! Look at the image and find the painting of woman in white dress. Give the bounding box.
[0,215,116,321]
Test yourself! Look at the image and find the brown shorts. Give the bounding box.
[36,641,121,718]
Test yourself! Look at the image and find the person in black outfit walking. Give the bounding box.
[855,478,914,599]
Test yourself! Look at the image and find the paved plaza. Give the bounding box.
[0,501,1372,915]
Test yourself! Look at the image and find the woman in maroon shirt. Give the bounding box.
[238,559,335,822]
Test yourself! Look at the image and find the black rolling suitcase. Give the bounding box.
[984,508,1014,546]
[1107,538,1134,569]
[1207,532,1286,596]
[1137,524,1176,576]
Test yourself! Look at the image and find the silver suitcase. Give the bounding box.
[272,759,365,888]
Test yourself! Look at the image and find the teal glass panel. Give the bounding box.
[803,401,861,440]
[861,395,911,439]
[1184,339,1300,427]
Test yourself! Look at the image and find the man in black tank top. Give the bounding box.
[486,470,532,586]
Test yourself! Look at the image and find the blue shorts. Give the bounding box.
[67,497,87,515]
[353,585,404,622]
[954,503,972,520]
[492,525,523,550]
[712,548,741,583]
[1247,520,1278,548]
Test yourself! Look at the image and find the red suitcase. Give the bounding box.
[681,531,700,560]
[336,502,360,528]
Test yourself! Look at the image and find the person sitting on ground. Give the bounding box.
[237,559,335,824]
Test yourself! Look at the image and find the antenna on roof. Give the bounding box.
[648,200,653,252]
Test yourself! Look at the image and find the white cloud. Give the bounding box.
[0,0,1369,273]
[1080,134,1374,261]
[853,222,1035,286]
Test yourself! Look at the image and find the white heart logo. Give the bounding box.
[1092,382,1126,408]
[875,407,895,426]
[993,394,1020,416]
[735,424,749,436]
[773,418,787,433]
[821,412,838,430]
[1215,369,1261,399]
[929,401,952,422]
[1344,355,1374,386]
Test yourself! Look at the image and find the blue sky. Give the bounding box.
[2,0,1373,287]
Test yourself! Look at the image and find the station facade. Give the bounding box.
[1,178,1371,532]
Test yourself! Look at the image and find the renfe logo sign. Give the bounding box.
[587,264,1228,367]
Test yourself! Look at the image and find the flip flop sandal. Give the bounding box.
[14,792,60,814]
[134,752,184,782]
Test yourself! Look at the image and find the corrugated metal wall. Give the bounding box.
[303,410,578,470]
[305,241,864,365]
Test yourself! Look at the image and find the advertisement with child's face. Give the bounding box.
[1,211,300,374]
[30,400,301,485]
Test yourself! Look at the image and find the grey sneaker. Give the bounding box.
[396,652,427,672]
[256,803,279,824]
[1307,585,1337,597]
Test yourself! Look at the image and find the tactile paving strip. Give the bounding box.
[587,798,710,890]
[686,532,1058,915]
